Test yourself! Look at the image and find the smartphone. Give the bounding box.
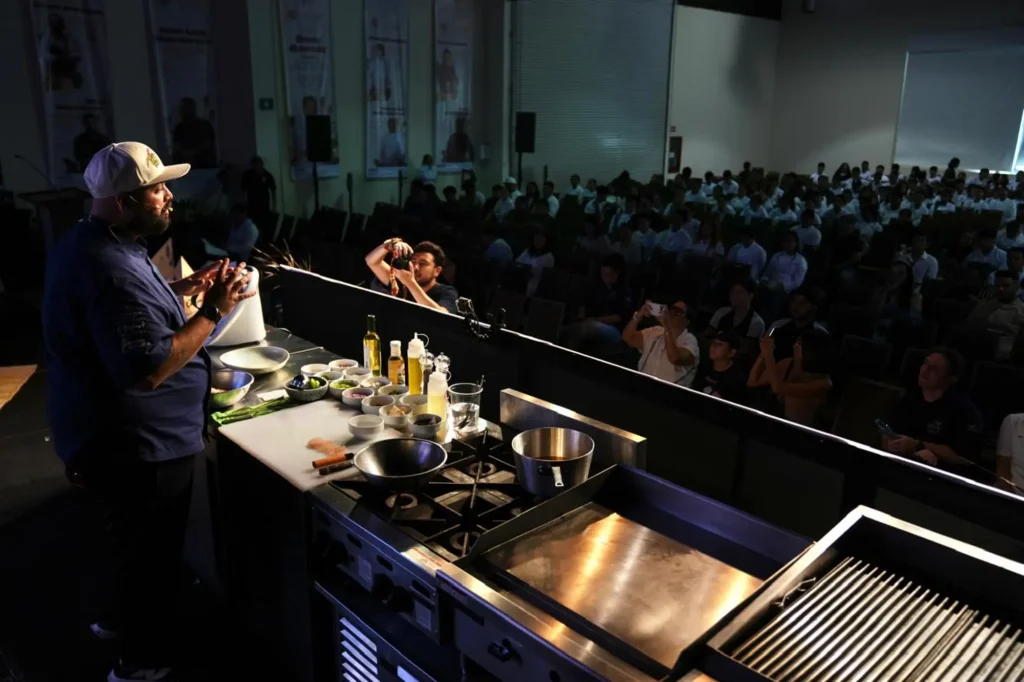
[646,301,665,318]
[874,418,896,439]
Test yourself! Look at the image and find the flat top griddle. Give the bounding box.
[449,465,810,679]
[481,502,763,670]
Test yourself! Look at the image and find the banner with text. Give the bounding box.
[30,0,115,185]
[365,0,409,179]
[148,0,218,169]
[280,0,340,181]
[434,0,474,173]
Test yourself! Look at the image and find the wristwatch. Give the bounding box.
[199,303,223,324]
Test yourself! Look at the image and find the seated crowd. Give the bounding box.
[327,155,1024,488]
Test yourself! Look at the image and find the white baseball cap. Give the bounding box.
[504,176,518,185]
[84,142,190,199]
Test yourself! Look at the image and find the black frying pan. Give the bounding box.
[353,438,448,491]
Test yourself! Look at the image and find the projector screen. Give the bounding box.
[895,47,1024,172]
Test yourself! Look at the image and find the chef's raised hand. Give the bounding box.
[171,258,226,296]
[207,260,257,316]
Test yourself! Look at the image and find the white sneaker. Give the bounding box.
[90,622,119,640]
[107,663,174,681]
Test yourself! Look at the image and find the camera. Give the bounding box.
[393,257,410,270]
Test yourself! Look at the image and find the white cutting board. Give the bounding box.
[218,399,406,491]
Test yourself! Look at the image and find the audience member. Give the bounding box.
[516,230,555,297]
[417,154,438,184]
[829,215,867,280]
[225,205,259,263]
[770,197,799,226]
[790,209,823,250]
[577,217,611,259]
[996,413,1024,491]
[706,278,766,339]
[611,222,642,266]
[623,300,699,386]
[564,174,587,199]
[765,286,830,360]
[504,177,521,201]
[743,194,769,224]
[655,211,693,256]
[685,220,725,260]
[997,222,1024,251]
[542,181,560,217]
[748,335,832,426]
[873,258,919,323]
[883,348,982,468]
[491,184,514,222]
[726,225,768,279]
[524,181,540,209]
[693,330,748,403]
[632,214,657,261]
[562,254,633,356]
[239,155,277,220]
[963,228,1008,270]
[482,223,513,265]
[965,270,1024,360]
[365,239,459,313]
[760,232,808,294]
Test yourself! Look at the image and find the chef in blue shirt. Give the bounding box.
[42,141,256,682]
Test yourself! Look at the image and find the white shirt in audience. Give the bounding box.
[719,179,739,196]
[855,221,883,241]
[729,195,750,212]
[685,240,725,259]
[546,195,560,217]
[997,413,1024,491]
[637,327,700,387]
[613,236,642,265]
[701,182,717,196]
[656,228,692,254]
[492,197,514,222]
[932,201,956,214]
[685,190,709,204]
[880,204,902,225]
[610,211,634,232]
[726,241,768,279]
[997,228,1024,251]
[810,172,826,183]
[565,184,588,199]
[761,252,808,293]
[963,247,1007,270]
[790,225,822,249]
[712,204,737,217]
[633,228,658,260]
[770,208,799,225]
[516,250,555,297]
[743,205,769,224]
[911,251,939,284]
[584,197,610,215]
[990,198,1018,225]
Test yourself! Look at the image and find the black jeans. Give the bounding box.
[69,448,196,667]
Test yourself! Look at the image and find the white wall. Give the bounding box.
[246,0,510,217]
[769,0,1024,175]
[667,6,779,176]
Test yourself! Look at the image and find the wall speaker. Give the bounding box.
[515,112,536,154]
[306,115,332,163]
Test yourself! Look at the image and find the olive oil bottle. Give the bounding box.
[363,315,382,377]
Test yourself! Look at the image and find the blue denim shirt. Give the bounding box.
[43,216,210,464]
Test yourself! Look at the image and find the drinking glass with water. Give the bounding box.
[448,383,484,437]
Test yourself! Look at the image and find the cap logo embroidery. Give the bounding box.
[146,149,160,168]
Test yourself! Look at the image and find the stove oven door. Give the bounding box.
[315,580,461,682]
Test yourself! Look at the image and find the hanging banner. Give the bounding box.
[30,0,115,185]
[365,0,409,179]
[434,0,474,174]
[147,0,218,169]
[280,0,340,181]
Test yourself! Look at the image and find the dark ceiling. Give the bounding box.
[677,0,783,21]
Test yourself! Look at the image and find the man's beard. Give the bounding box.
[128,207,171,237]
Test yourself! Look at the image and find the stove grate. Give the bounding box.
[730,557,1024,681]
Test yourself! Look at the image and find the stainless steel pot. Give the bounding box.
[353,438,448,491]
[511,427,594,497]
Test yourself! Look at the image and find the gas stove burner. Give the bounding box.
[385,492,419,511]
[465,461,497,478]
[449,530,481,555]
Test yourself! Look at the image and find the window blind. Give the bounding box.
[512,0,674,187]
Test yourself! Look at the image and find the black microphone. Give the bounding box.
[13,154,58,190]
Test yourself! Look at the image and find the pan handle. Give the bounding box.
[552,465,564,488]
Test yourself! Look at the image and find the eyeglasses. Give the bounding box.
[667,306,687,317]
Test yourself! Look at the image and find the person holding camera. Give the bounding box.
[622,299,699,386]
[365,238,459,313]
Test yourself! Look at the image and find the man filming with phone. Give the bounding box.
[365,238,459,313]
[623,300,699,386]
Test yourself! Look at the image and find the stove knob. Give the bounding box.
[386,586,413,613]
[370,574,394,602]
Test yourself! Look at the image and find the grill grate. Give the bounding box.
[729,557,1024,681]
